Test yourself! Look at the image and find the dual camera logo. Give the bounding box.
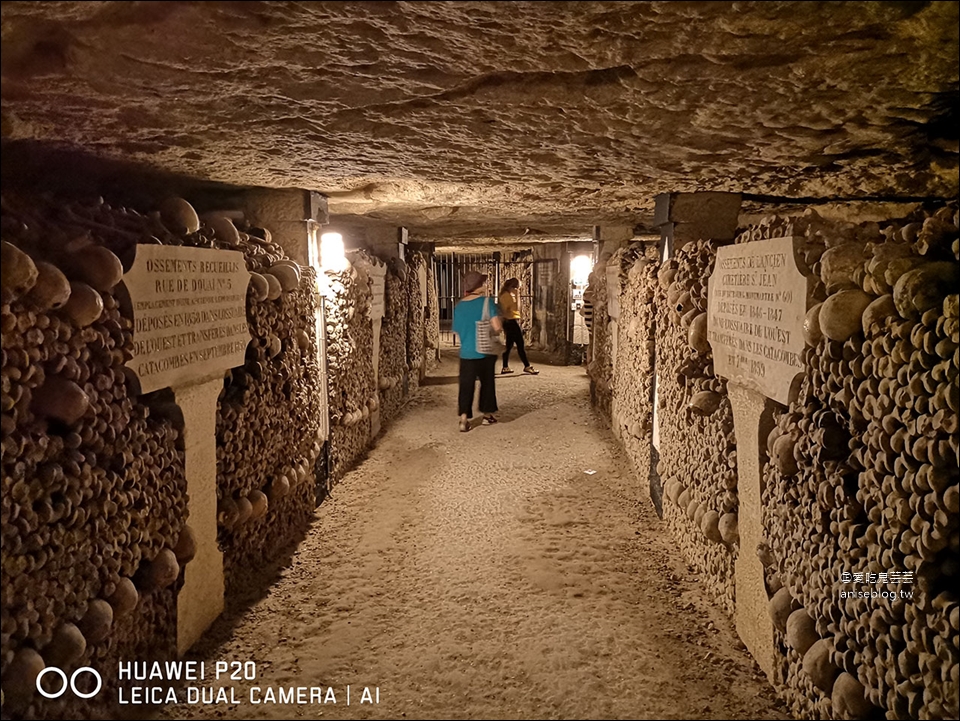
[36,667,102,699]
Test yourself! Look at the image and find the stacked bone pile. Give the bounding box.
[424,258,441,366]
[405,252,426,391]
[0,193,209,718]
[586,259,614,419]
[656,239,738,616]
[611,244,660,482]
[216,243,323,590]
[325,251,375,482]
[613,243,657,450]
[736,213,798,244]
[378,258,410,425]
[760,206,958,720]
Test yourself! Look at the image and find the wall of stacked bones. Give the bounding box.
[323,248,427,483]
[588,204,959,720]
[0,188,427,719]
[587,261,614,418]
[324,249,376,484]
[608,243,667,554]
[405,252,427,394]
[424,258,441,369]
[375,252,426,424]
[378,258,409,423]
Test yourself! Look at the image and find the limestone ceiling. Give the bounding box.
[1,1,957,241]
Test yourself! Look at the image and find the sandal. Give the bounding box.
[482,415,498,425]
[523,366,539,375]
[500,367,514,374]
[459,418,470,432]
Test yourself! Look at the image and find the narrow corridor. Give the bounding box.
[162,353,788,720]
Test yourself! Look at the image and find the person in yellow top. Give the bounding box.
[497,278,538,375]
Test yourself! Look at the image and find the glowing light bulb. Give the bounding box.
[320,232,348,272]
[571,254,593,285]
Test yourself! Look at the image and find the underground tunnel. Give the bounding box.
[0,2,958,720]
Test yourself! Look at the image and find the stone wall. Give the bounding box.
[242,188,320,266]
[591,204,959,721]
[0,189,323,719]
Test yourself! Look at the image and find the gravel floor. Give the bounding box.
[157,351,789,721]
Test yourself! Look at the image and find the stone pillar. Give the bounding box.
[242,189,328,265]
[121,245,251,656]
[728,384,777,679]
[174,378,225,656]
[594,224,633,257]
[654,191,741,253]
[365,225,404,261]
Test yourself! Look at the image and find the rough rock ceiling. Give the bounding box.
[1,1,958,241]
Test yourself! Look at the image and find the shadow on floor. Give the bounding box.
[420,375,458,386]
[421,372,545,386]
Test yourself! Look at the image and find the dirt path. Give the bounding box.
[159,352,789,720]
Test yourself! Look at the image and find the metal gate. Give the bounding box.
[434,252,533,346]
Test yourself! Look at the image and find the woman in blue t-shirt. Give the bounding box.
[452,270,502,432]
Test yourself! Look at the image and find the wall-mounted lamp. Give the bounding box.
[320,232,348,272]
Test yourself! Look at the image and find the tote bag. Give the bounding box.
[476,296,506,356]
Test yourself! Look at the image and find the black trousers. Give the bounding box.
[458,355,498,417]
[502,319,529,368]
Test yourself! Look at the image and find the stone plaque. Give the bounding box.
[122,245,251,394]
[370,264,387,323]
[707,237,811,405]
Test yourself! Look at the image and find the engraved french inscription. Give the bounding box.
[371,269,386,322]
[123,245,251,393]
[707,237,810,405]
